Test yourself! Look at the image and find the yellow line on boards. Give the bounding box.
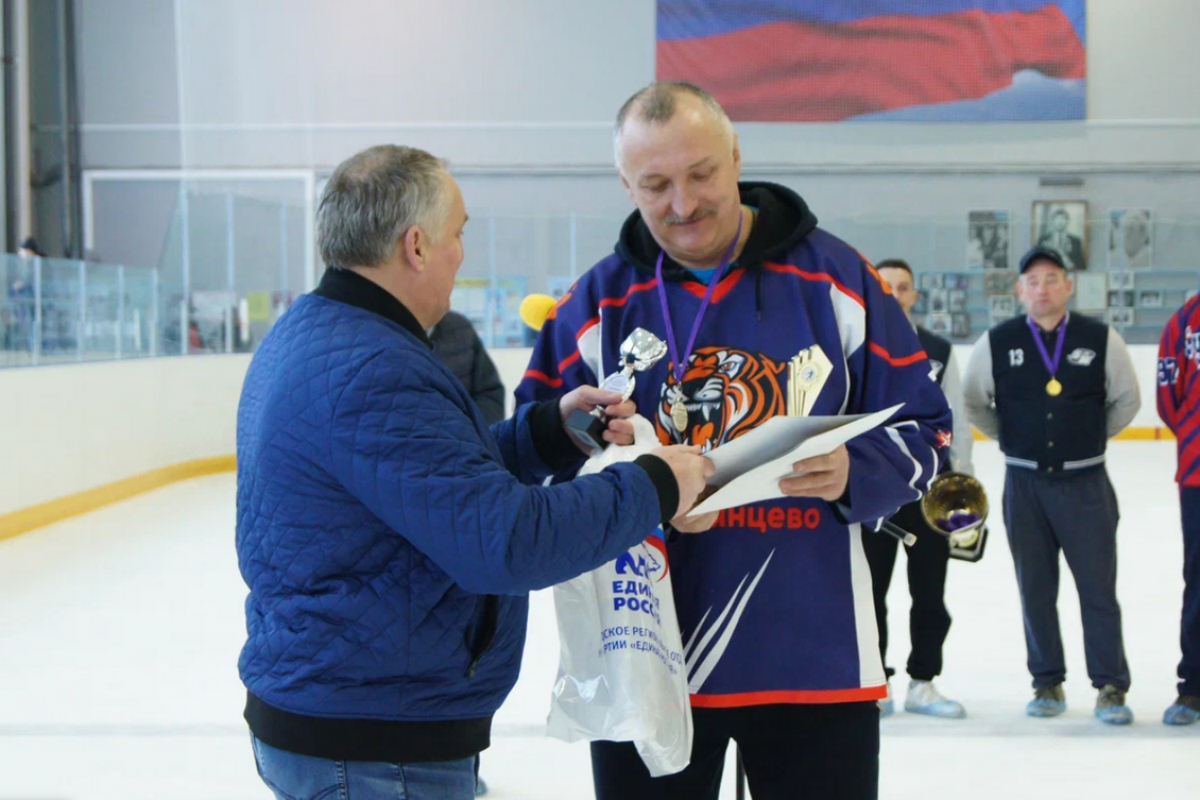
[0,456,237,543]
[0,426,1179,541]
[972,427,1174,442]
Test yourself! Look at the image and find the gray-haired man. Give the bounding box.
[236,144,713,800]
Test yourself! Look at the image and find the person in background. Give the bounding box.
[869,258,974,719]
[430,310,506,424]
[428,309,505,792]
[1156,292,1200,725]
[18,237,45,259]
[963,246,1140,724]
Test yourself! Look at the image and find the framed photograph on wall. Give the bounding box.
[1108,209,1152,271]
[984,270,1018,296]
[927,313,953,336]
[948,289,967,312]
[967,210,1011,270]
[951,313,972,338]
[922,273,945,289]
[912,290,929,315]
[1108,308,1135,326]
[1108,290,1135,308]
[1032,200,1088,271]
[1074,272,1108,311]
[1137,289,1164,308]
[929,288,949,313]
[989,295,1016,325]
[1109,271,1136,290]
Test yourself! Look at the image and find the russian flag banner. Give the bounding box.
[656,0,1086,121]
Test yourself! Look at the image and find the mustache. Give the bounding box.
[663,207,718,226]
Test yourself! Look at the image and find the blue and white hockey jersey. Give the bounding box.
[517,183,952,707]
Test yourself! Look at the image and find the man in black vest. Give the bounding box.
[963,246,1141,724]
[868,259,974,719]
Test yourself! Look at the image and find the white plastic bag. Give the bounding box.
[545,415,693,777]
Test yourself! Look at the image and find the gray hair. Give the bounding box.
[317,145,451,270]
[613,82,733,169]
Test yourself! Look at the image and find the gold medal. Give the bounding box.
[1046,378,1062,396]
[671,402,690,432]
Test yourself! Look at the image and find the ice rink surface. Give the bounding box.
[1,441,1195,799]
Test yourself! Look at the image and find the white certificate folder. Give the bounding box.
[687,404,904,517]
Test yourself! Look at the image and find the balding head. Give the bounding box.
[613,82,734,172]
[612,83,743,270]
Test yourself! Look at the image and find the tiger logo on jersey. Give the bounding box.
[656,347,785,453]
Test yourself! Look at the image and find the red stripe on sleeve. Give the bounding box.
[869,341,928,367]
[523,370,563,388]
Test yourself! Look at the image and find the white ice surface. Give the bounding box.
[0,441,1195,799]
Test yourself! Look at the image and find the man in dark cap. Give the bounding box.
[963,246,1140,724]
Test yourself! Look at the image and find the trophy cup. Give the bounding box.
[787,345,833,418]
[565,328,668,455]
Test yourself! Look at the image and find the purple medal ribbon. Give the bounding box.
[656,212,744,383]
[1027,311,1069,379]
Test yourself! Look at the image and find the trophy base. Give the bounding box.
[565,409,608,455]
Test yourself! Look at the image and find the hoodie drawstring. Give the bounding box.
[755,269,763,321]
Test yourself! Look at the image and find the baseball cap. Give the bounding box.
[1018,246,1067,274]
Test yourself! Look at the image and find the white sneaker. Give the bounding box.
[878,680,894,717]
[904,680,966,719]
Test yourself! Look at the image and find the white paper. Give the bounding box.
[687,404,903,517]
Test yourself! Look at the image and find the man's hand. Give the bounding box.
[779,445,850,502]
[559,386,637,449]
[673,486,719,534]
[648,445,716,520]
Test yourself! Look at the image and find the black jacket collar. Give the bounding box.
[314,268,432,348]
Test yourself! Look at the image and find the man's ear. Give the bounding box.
[402,224,425,272]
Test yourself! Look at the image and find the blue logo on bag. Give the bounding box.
[615,548,662,579]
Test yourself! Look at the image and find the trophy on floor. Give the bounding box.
[566,328,668,455]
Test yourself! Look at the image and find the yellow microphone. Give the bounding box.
[519,293,558,332]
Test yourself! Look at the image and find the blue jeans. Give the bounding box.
[251,735,477,800]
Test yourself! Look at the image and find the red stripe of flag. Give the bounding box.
[657,7,1085,122]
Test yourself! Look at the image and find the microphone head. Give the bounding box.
[519,293,558,332]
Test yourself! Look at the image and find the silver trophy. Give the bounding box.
[566,328,668,454]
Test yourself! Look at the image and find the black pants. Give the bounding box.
[590,703,879,800]
[1003,467,1129,690]
[1179,487,1200,698]
[862,499,952,681]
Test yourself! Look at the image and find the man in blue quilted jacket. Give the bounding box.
[236,144,713,800]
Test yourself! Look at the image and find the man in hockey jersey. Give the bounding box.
[1157,293,1200,725]
[517,82,952,800]
[963,246,1141,724]
[869,259,974,719]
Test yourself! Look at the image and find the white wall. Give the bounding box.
[0,355,250,514]
[64,0,1200,170]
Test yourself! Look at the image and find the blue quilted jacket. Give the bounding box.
[235,269,671,761]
